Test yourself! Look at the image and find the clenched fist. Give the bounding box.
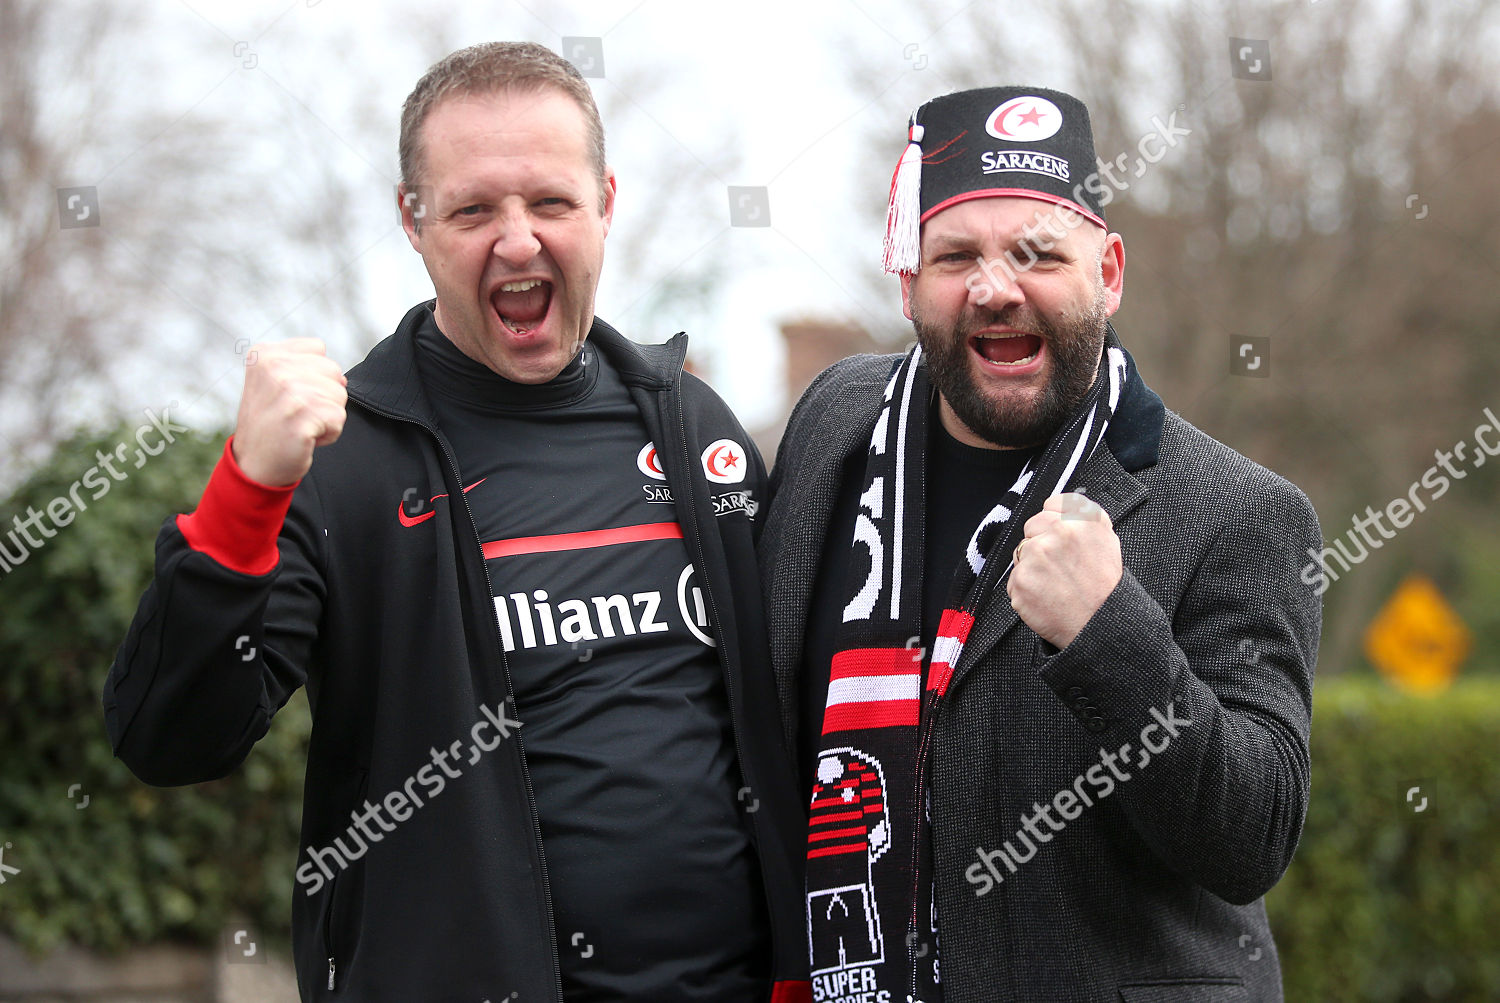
[1006,493,1122,649]
[231,339,348,487]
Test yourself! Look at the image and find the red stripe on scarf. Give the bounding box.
[821,647,923,733]
[925,607,975,696]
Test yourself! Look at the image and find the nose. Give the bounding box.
[491,204,541,266]
[968,256,1026,311]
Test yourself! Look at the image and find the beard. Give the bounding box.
[912,284,1110,449]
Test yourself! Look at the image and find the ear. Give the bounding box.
[1100,231,1125,316]
[398,183,427,253]
[600,167,618,237]
[900,270,915,321]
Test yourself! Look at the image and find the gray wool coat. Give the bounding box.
[760,352,1322,1002]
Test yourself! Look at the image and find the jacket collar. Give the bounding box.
[1101,325,1165,474]
[345,300,683,422]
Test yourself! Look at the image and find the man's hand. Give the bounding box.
[1006,493,1122,649]
[231,339,348,487]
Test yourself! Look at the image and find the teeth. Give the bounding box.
[499,279,543,293]
[500,316,531,334]
[973,331,1038,366]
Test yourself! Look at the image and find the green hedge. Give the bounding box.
[0,423,309,955]
[1,423,1498,996]
[1269,677,1500,1000]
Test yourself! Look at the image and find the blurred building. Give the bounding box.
[751,318,882,463]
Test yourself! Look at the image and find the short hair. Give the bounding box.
[398,41,608,212]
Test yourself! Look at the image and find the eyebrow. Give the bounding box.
[444,189,489,207]
[926,230,1078,259]
[924,235,981,255]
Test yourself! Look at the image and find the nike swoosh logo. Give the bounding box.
[397,478,486,527]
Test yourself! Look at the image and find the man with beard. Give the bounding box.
[761,87,1321,1001]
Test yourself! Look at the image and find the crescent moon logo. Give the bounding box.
[636,442,666,481]
[701,438,747,484]
[985,96,1063,142]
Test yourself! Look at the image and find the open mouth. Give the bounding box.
[491,278,553,336]
[970,331,1043,367]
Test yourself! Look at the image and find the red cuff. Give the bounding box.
[770,982,811,1003]
[175,436,298,576]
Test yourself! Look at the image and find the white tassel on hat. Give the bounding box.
[881,121,923,275]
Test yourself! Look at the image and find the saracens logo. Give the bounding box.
[637,442,667,481]
[985,95,1063,142]
[701,438,746,485]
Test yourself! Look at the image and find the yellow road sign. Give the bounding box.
[1363,575,1471,694]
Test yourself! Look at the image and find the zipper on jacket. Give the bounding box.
[906,695,943,1003]
[320,867,340,991]
[665,386,781,952]
[667,388,742,780]
[319,767,371,994]
[349,397,565,1002]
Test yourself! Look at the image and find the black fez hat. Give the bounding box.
[882,86,1106,274]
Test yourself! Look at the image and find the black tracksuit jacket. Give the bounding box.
[102,303,810,1001]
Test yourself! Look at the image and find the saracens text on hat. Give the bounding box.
[882,85,1107,274]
